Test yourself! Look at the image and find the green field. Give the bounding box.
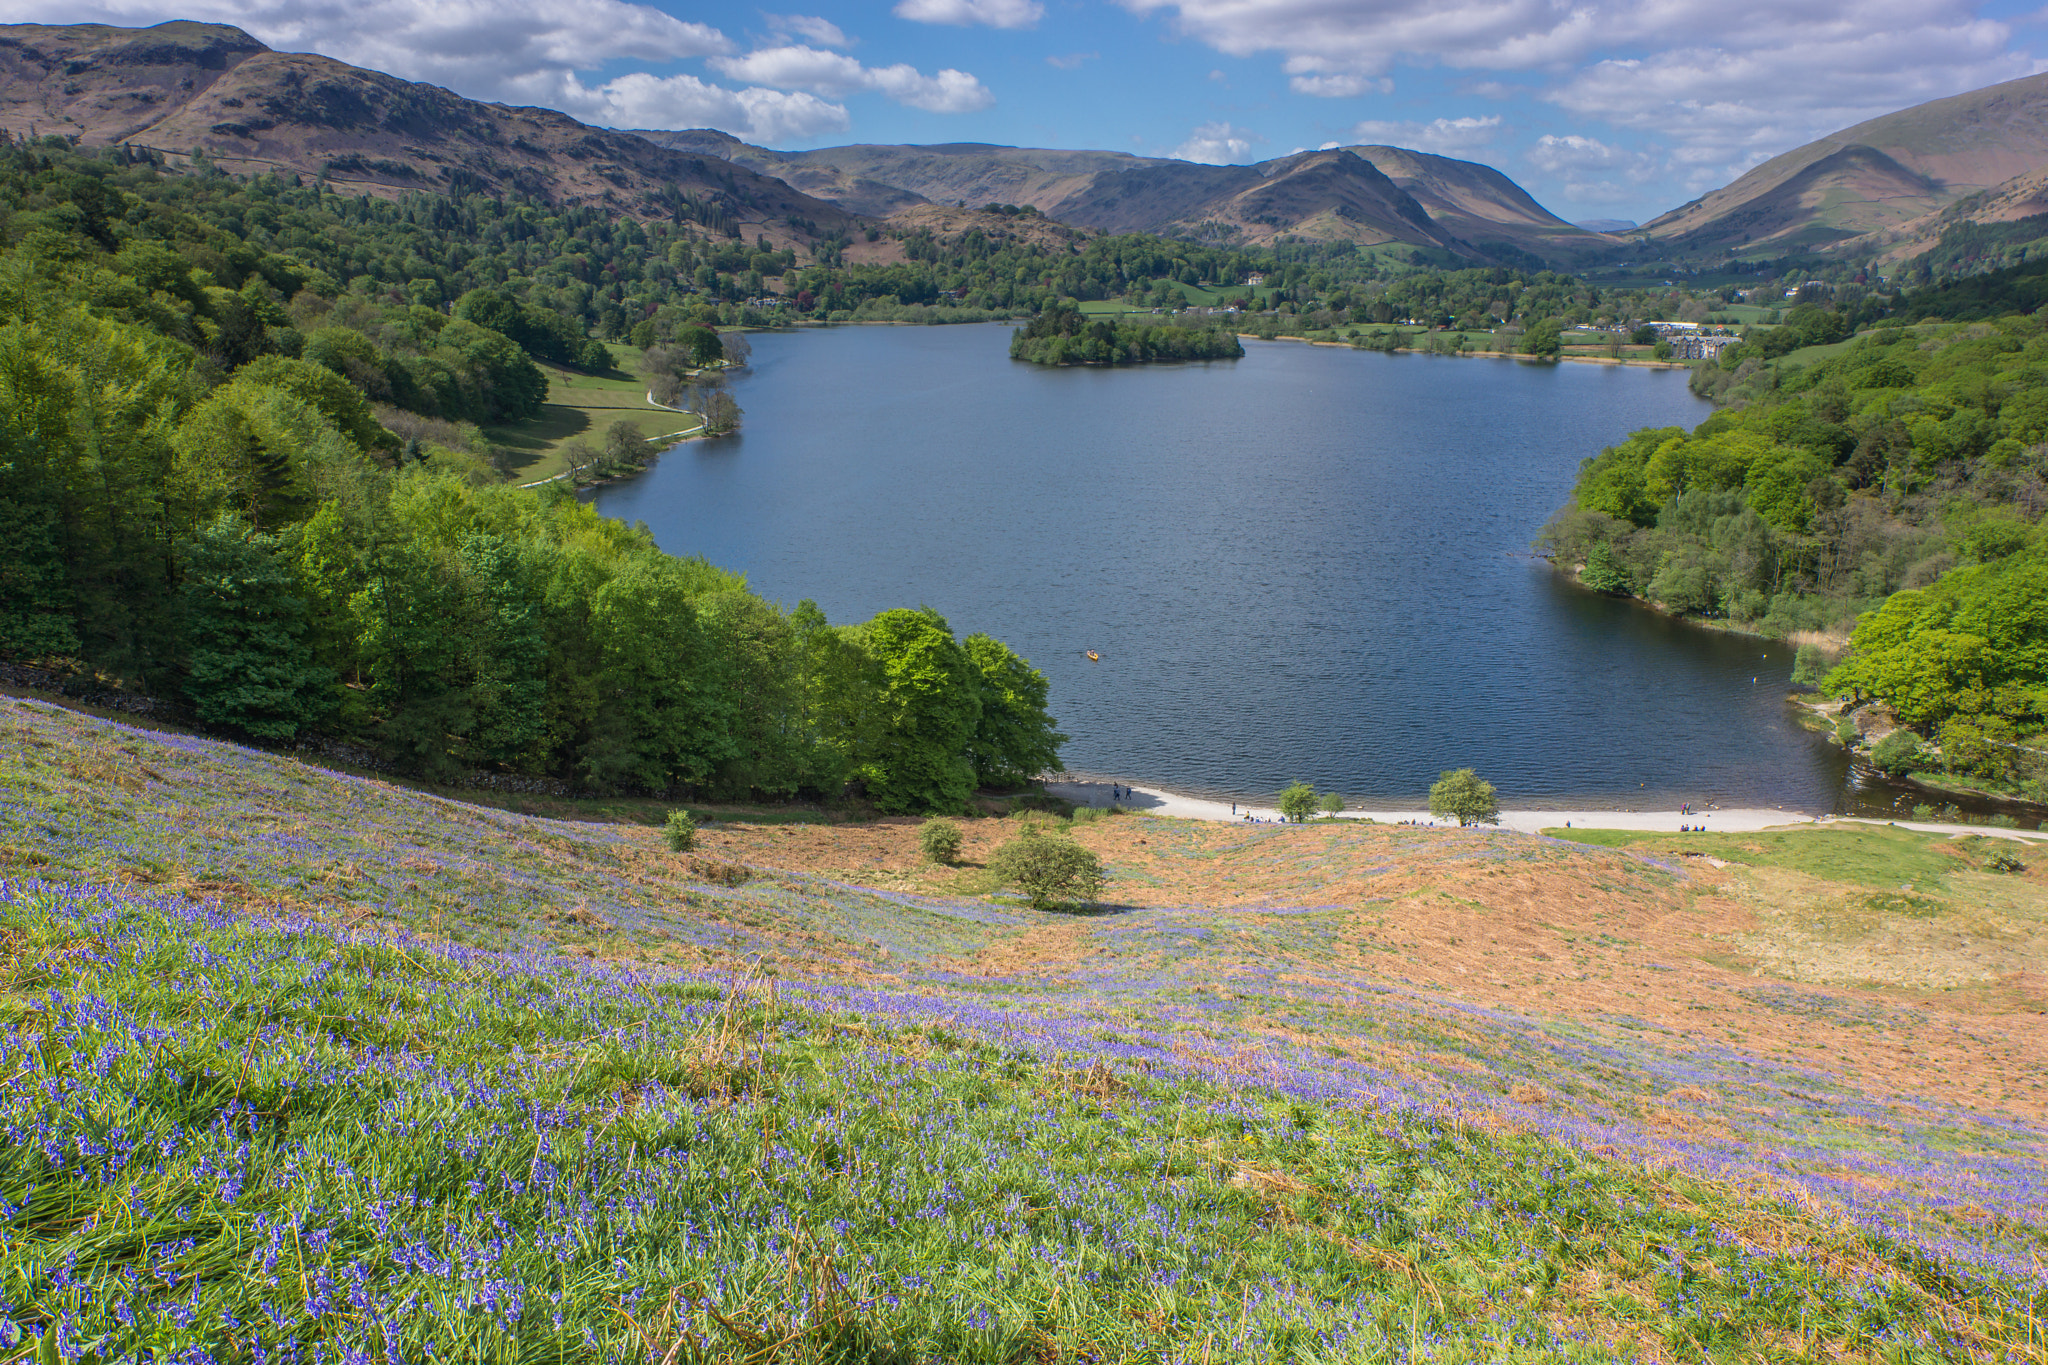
[1543,822,1982,891]
[487,342,705,484]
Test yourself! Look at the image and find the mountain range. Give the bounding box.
[634,127,1615,264]
[0,20,859,249]
[11,19,2048,270]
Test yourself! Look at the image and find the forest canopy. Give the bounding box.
[0,136,1064,808]
[1540,312,2048,793]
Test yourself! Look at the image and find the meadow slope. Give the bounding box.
[2,692,2046,1362]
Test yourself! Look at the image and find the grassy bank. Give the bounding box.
[3,695,2047,1360]
[487,344,705,484]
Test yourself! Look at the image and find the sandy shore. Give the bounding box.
[1043,779,2048,841]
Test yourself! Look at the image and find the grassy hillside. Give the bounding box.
[487,345,705,485]
[3,693,2047,1360]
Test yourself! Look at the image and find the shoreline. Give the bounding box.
[1042,778,2048,841]
[1241,333,1692,370]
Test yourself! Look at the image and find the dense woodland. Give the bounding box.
[1008,305,1243,365]
[0,138,1065,810]
[1542,275,2048,796]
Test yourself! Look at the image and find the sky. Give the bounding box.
[13,0,2048,224]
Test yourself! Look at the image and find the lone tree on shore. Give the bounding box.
[1429,768,1499,826]
[1278,781,1317,823]
[1318,791,1345,819]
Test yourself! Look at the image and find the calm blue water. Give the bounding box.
[592,324,1861,810]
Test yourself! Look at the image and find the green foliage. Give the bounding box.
[1277,781,1318,823]
[918,817,964,865]
[1428,768,1500,826]
[1519,317,1563,358]
[0,146,1060,804]
[1823,546,2048,745]
[857,608,983,815]
[1546,311,2048,663]
[679,324,725,367]
[177,514,336,741]
[1790,643,1830,687]
[1010,305,1243,365]
[1937,713,2023,783]
[965,634,1067,788]
[663,809,698,851]
[1870,729,1934,776]
[1318,791,1345,817]
[1578,540,1633,594]
[988,825,1106,909]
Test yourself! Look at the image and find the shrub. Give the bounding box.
[989,828,1105,910]
[1911,804,1936,820]
[1870,730,1933,776]
[1278,782,1317,823]
[1318,792,1345,818]
[663,809,698,852]
[919,818,964,865]
[1987,849,2027,873]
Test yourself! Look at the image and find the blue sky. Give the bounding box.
[19,0,2048,224]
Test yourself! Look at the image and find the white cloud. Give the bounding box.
[710,44,993,111]
[1120,0,1601,78]
[1288,72,1390,97]
[25,0,734,99]
[891,0,1043,28]
[1549,20,2045,192]
[1172,120,1263,163]
[1120,0,2047,183]
[545,70,850,140]
[1046,50,1099,69]
[1346,114,1500,155]
[764,13,852,48]
[1523,131,1660,203]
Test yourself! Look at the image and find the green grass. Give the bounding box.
[1540,824,1974,891]
[488,344,706,484]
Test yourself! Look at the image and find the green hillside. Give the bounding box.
[2,694,2045,1360]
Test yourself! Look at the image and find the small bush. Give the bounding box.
[663,809,698,852]
[919,818,963,865]
[686,856,749,886]
[1318,792,1345,818]
[1911,804,1936,820]
[1071,806,1101,825]
[989,828,1106,910]
[1988,813,2021,829]
[1987,850,2027,874]
[1870,730,1933,775]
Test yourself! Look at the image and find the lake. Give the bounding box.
[591,323,1868,812]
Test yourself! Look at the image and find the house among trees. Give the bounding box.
[1667,333,1737,361]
